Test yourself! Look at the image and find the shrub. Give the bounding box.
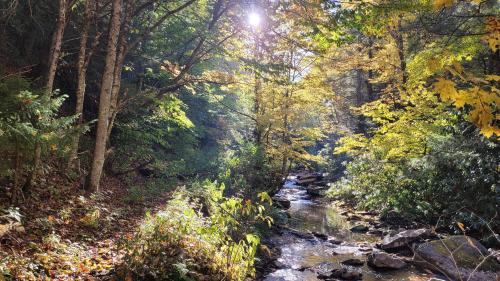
[122,182,272,281]
[0,75,78,195]
[329,133,499,235]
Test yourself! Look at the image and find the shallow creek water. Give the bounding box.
[263,178,432,281]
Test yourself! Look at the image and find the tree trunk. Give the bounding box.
[107,1,132,141]
[389,19,407,87]
[253,34,263,144]
[45,0,68,93]
[86,0,122,192]
[68,0,92,172]
[366,36,375,101]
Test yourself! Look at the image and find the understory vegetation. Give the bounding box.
[330,132,499,235]
[122,181,272,281]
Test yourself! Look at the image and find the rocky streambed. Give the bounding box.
[260,175,500,281]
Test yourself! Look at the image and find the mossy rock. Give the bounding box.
[415,235,500,281]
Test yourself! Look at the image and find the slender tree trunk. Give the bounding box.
[389,19,407,86]
[107,1,132,141]
[86,0,122,192]
[253,34,263,144]
[45,0,68,93]
[366,36,375,101]
[68,0,92,171]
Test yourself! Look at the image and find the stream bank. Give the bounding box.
[259,174,499,281]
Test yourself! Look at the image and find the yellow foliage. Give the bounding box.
[432,0,455,10]
[484,17,500,52]
[433,78,458,102]
[433,78,500,137]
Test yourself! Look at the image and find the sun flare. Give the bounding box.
[248,12,261,27]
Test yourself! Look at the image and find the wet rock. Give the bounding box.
[428,278,446,281]
[367,251,407,269]
[350,225,369,233]
[306,185,328,197]
[327,237,342,245]
[415,235,500,281]
[312,232,329,240]
[287,228,315,240]
[296,173,323,185]
[318,267,362,280]
[273,197,291,209]
[380,228,434,251]
[341,258,364,266]
[311,262,338,277]
[358,246,373,252]
[273,260,286,269]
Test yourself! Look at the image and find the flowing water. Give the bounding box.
[263,178,433,281]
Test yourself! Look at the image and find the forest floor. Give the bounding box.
[0,175,174,280]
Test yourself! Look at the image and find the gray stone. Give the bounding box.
[273,197,291,209]
[415,235,500,281]
[367,251,407,269]
[327,237,342,245]
[306,185,328,197]
[380,228,434,250]
[311,262,338,277]
[317,267,362,280]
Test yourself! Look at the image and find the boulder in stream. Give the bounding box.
[311,262,337,277]
[316,265,362,280]
[327,237,343,245]
[367,251,407,270]
[296,172,323,185]
[414,235,500,281]
[380,228,434,251]
[312,232,329,240]
[350,225,369,233]
[306,185,328,197]
[341,258,364,266]
[273,197,291,209]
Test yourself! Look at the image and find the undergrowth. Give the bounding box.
[121,180,273,281]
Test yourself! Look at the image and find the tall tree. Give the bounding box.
[86,0,122,192]
[68,0,101,171]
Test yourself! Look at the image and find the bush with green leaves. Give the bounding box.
[329,133,499,236]
[122,181,273,280]
[0,75,76,191]
[218,142,283,197]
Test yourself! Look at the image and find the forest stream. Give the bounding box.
[263,176,433,281]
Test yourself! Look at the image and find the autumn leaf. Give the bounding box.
[432,0,454,10]
[480,125,500,138]
[79,263,90,273]
[434,78,458,102]
[484,17,500,52]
